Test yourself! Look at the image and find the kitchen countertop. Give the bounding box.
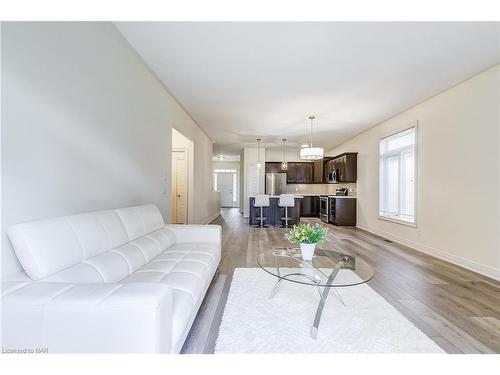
[250,194,357,199]
[328,195,357,199]
[249,195,304,198]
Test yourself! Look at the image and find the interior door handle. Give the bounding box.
[177,194,181,197]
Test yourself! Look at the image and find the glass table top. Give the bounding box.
[257,247,374,288]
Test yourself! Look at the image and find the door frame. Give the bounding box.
[171,148,189,224]
[217,171,237,208]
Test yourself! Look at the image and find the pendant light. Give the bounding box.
[256,138,262,168]
[281,138,288,171]
[300,115,324,160]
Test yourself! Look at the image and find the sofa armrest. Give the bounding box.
[1,281,174,353]
[164,224,222,246]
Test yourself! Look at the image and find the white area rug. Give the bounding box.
[215,268,444,353]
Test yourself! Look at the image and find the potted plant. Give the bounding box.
[286,223,327,261]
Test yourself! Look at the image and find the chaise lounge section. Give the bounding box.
[1,204,221,353]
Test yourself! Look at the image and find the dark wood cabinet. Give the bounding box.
[329,197,356,226]
[274,162,313,184]
[324,153,357,183]
[266,162,323,184]
[300,196,320,217]
[313,159,324,183]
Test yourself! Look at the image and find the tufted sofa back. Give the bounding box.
[8,204,166,280]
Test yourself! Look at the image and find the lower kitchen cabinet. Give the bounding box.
[299,196,319,217]
[329,198,356,226]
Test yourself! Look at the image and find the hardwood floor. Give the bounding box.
[193,208,500,354]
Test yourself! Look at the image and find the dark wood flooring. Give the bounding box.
[197,208,500,354]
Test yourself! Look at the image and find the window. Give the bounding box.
[379,126,416,225]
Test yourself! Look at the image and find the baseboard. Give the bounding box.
[356,224,500,281]
[203,210,221,224]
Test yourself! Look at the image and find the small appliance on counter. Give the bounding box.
[334,188,349,196]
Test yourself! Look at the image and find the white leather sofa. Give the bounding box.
[1,204,221,353]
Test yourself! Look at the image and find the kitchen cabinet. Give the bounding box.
[283,162,313,183]
[300,196,319,217]
[325,153,357,183]
[265,157,348,184]
[265,162,313,183]
[329,197,356,226]
[313,157,333,183]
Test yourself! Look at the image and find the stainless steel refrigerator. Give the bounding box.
[265,173,287,195]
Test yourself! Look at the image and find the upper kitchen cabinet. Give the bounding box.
[313,157,333,183]
[287,162,313,183]
[265,162,313,183]
[326,152,358,183]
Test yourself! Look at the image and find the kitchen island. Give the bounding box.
[249,196,302,226]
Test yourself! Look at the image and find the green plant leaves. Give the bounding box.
[285,223,327,244]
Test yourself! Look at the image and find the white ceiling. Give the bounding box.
[116,22,499,157]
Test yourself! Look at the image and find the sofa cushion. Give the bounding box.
[43,228,177,284]
[8,204,165,280]
[122,241,219,346]
[115,205,165,242]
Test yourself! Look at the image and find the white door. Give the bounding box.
[171,150,188,224]
[218,173,234,207]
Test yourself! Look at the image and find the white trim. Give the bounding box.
[357,223,500,281]
[378,215,417,227]
[202,210,221,224]
[378,121,418,227]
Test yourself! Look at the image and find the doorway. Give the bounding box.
[171,150,188,223]
[171,128,194,224]
[214,169,238,208]
[219,172,235,207]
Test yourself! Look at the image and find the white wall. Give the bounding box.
[328,65,500,279]
[265,149,303,162]
[1,22,217,278]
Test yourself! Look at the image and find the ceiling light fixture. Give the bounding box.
[256,138,262,168]
[281,138,288,171]
[300,115,324,160]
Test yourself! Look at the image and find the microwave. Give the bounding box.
[328,169,339,184]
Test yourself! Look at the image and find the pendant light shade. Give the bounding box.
[281,138,288,171]
[300,146,324,160]
[300,115,324,160]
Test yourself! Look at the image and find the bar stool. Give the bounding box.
[278,194,295,228]
[253,195,270,228]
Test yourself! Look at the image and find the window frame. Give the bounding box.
[378,122,418,227]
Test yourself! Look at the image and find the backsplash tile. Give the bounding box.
[286,183,357,196]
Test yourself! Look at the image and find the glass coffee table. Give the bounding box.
[257,247,374,339]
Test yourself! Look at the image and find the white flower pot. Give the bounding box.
[300,243,316,261]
